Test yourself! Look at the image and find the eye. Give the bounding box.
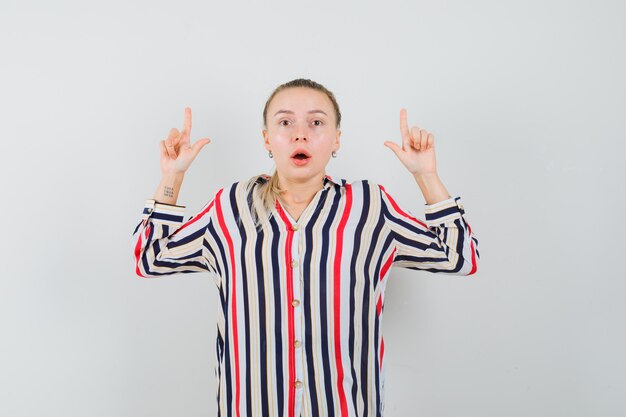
[279,120,290,126]
[312,120,323,126]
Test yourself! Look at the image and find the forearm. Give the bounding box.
[413,172,450,205]
[133,192,213,278]
[153,172,185,205]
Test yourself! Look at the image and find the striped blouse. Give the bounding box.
[132,174,479,417]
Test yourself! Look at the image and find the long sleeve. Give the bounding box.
[132,190,222,279]
[379,184,479,275]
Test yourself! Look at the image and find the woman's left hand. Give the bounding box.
[384,109,437,177]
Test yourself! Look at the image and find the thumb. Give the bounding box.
[191,138,211,157]
[384,141,403,158]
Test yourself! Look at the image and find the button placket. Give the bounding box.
[276,186,329,417]
[290,225,305,408]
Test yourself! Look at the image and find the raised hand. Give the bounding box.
[159,107,211,175]
[384,109,437,176]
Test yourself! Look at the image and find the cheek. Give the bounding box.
[314,133,337,149]
[311,145,334,162]
[267,133,290,148]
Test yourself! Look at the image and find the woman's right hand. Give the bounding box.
[160,107,211,175]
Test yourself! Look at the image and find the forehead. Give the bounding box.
[269,87,334,113]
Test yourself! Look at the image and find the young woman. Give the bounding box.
[132,78,479,417]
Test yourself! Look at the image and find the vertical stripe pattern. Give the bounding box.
[132,175,480,416]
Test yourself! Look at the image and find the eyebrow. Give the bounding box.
[273,110,328,117]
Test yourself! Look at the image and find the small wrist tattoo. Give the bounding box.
[164,186,174,198]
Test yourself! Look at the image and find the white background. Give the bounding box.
[1,0,625,416]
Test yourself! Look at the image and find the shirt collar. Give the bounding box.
[322,174,341,190]
[258,173,342,190]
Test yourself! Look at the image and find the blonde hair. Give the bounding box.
[244,171,282,229]
[246,78,341,229]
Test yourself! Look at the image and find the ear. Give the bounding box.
[262,129,271,151]
[334,130,341,151]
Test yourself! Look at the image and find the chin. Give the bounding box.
[282,165,324,181]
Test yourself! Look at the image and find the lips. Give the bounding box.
[290,148,311,160]
[290,148,312,166]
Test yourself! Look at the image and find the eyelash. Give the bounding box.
[279,120,323,126]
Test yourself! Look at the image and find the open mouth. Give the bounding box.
[290,148,312,166]
[290,149,311,160]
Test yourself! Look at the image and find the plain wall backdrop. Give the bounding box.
[1,0,625,416]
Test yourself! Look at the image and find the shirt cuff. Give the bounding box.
[424,196,465,227]
[142,199,186,225]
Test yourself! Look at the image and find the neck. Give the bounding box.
[277,172,325,205]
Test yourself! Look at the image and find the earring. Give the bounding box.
[268,151,273,158]
[332,151,337,158]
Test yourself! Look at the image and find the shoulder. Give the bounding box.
[329,178,387,202]
[341,178,385,193]
[218,175,271,203]
[221,174,267,193]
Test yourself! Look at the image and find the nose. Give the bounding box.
[293,124,308,141]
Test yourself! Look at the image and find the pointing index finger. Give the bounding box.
[400,108,410,148]
[182,107,192,141]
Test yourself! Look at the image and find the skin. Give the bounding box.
[151,107,210,205]
[262,87,341,219]
[152,88,451,212]
[383,108,451,206]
